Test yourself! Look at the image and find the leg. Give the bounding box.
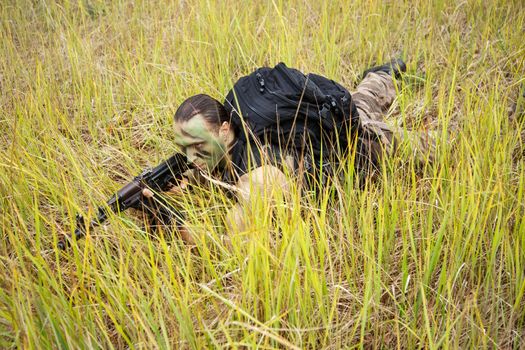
[352,71,398,172]
[352,71,435,173]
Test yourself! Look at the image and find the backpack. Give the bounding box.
[223,62,359,162]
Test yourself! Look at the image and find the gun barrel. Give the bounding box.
[58,207,109,249]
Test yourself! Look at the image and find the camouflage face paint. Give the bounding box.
[173,114,228,171]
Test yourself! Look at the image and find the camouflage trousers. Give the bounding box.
[351,71,436,173]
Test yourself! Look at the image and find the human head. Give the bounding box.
[173,94,236,171]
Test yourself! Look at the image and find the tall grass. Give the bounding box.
[1,0,524,348]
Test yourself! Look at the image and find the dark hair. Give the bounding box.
[174,94,229,127]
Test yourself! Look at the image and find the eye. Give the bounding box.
[194,144,211,157]
[194,144,210,156]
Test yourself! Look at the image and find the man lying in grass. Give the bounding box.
[143,59,435,241]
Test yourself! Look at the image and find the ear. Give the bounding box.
[218,121,231,140]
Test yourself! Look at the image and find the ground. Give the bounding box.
[1,0,524,348]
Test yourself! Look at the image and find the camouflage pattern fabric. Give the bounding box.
[352,71,436,173]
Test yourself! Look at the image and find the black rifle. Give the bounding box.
[58,153,190,250]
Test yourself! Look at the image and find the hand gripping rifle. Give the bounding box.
[58,153,190,250]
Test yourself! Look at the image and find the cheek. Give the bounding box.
[200,143,221,159]
[204,145,225,166]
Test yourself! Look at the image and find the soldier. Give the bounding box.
[143,59,435,237]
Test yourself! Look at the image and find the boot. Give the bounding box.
[362,58,407,79]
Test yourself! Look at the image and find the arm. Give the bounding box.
[226,165,290,233]
[141,164,291,242]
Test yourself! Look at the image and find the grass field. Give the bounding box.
[1,0,525,348]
